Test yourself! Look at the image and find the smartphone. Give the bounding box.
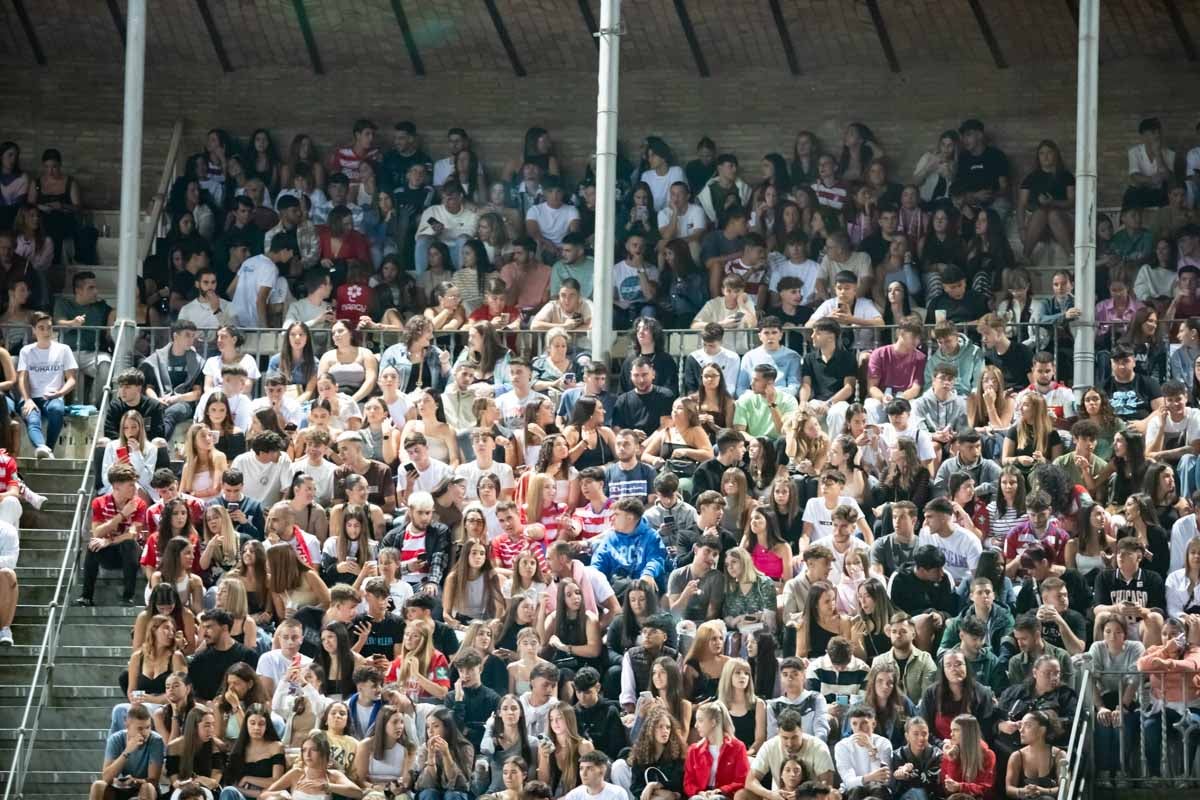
[733,311,745,322]
[208,429,220,444]
[836,694,851,706]
[227,501,240,513]
[404,462,419,478]
[935,309,948,323]
[292,653,302,668]
[662,513,675,530]
[116,446,129,462]
[563,373,576,386]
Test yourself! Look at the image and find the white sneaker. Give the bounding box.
[0,627,12,646]
[20,484,45,510]
[34,445,53,460]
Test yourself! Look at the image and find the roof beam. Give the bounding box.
[482,0,526,77]
[389,0,425,75]
[578,0,599,50]
[291,0,325,75]
[195,0,233,73]
[106,0,125,47]
[672,0,710,77]
[966,0,1008,69]
[1163,0,1198,61]
[11,0,45,66]
[865,0,901,73]
[767,0,800,75]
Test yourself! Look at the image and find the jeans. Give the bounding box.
[23,396,65,449]
[218,789,246,800]
[82,538,139,601]
[1141,707,1200,776]
[417,790,471,800]
[1094,708,1140,773]
[898,790,931,800]
[413,235,467,274]
[163,401,195,442]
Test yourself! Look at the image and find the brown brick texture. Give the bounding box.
[0,1,1195,211]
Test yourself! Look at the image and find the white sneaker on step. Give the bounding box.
[34,445,53,460]
[0,627,12,646]
[21,484,46,510]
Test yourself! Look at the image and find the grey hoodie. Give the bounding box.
[139,343,203,397]
[913,390,968,434]
[923,333,984,396]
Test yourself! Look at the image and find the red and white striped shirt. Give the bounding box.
[91,494,148,540]
[491,532,548,573]
[571,498,615,542]
[399,526,428,585]
[520,502,567,545]
[329,147,379,181]
[0,450,18,493]
[812,180,848,211]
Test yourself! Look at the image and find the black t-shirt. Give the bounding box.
[985,342,1035,391]
[767,305,814,351]
[801,347,857,401]
[352,612,405,660]
[860,233,895,266]
[925,291,991,330]
[295,605,327,659]
[613,386,675,437]
[166,351,201,395]
[187,641,259,701]
[1105,374,1160,421]
[1004,426,1064,458]
[955,146,1010,194]
[1020,169,1075,210]
[685,160,716,196]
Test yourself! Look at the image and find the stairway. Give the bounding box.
[0,457,135,800]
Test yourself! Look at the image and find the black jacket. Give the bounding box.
[890,563,962,618]
[574,699,628,759]
[444,683,500,753]
[916,682,997,745]
[890,743,943,796]
[689,457,751,503]
[104,396,166,441]
[381,520,453,589]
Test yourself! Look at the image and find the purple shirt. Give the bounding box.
[868,345,927,393]
[1095,297,1142,338]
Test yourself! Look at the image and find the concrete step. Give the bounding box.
[0,683,124,704]
[17,577,147,607]
[0,726,108,744]
[13,603,139,625]
[2,769,96,794]
[19,506,80,529]
[1,745,107,773]
[15,547,72,570]
[9,622,131,648]
[0,660,129,688]
[0,703,115,730]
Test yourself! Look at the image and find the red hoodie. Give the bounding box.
[683,736,749,798]
[941,741,996,799]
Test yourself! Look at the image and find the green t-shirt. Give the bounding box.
[733,391,798,438]
[53,298,112,351]
[550,256,595,300]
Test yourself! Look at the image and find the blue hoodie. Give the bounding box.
[344,692,383,739]
[590,518,668,592]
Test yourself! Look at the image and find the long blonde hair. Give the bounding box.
[696,700,736,741]
[548,702,587,791]
[523,472,556,524]
[217,576,249,621]
[141,613,176,663]
[952,713,985,781]
[717,657,757,707]
[118,410,149,450]
[1016,391,1055,453]
[725,546,765,591]
[787,410,829,463]
[721,468,751,534]
[181,423,227,493]
[684,620,727,666]
[203,504,238,565]
[398,618,435,679]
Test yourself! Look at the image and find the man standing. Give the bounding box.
[231,233,294,330]
[53,270,115,404]
[18,311,77,459]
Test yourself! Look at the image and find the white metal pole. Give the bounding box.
[590,0,620,362]
[1072,0,1098,390]
[115,0,146,367]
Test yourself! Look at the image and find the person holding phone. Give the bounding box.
[92,703,164,800]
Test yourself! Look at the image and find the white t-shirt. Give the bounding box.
[881,419,936,462]
[18,341,77,398]
[525,202,580,246]
[256,649,313,686]
[639,166,687,211]
[396,458,453,493]
[657,203,708,240]
[250,396,304,428]
[768,253,824,303]
[582,565,616,606]
[561,782,628,800]
[231,450,294,507]
[193,388,253,431]
[612,261,661,308]
[292,457,337,506]
[177,297,234,336]
[204,355,262,392]
[916,526,982,583]
[232,254,279,328]
[802,495,866,540]
[284,297,332,329]
[1145,407,1200,451]
[496,390,547,431]
[456,460,516,499]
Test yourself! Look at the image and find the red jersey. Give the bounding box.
[319,227,372,266]
[146,495,205,541]
[139,531,203,573]
[570,498,615,542]
[328,146,380,181]
[385,649,450,700]
[519,502,567,545]
[91,494,149,540]
[1003,519,1070,565]
[334,281,375,325]
[0,449,18,492]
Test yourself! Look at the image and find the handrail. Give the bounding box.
[1,320,133,800]
[139,119,185,264]
[1059,667,1093,800]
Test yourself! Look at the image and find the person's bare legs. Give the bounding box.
[1022,209,1049,261]
[1047,209,1074,254]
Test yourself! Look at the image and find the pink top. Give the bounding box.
[751,543,783,581]
[867,344,927,393]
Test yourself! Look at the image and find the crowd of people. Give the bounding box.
[1,113,1196,800]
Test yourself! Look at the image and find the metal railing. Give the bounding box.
[1059,667,1094,800]
[141,120,185,264]
[2,320,132,800]
[1084,665,1200,788]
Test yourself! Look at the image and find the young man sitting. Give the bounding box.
[666,534,724,623]
[766,656,830,739]
[77,463,146,607]
[692,274,758,352]
[738,317,802,397]
[443,647,500,751]
[643,472,700,561]
[734,363,798,439]
[833,706,893,793]
[924,320,984,396]
[917,497,982,585]
[682,322,742,395]
[800,318,857,435]
[869,501,920,579]
[914,365,968,466]
[865,316,926,423]
[18,311,78,459]
[766,276,813,350]
[603,429,657,504]
[91,703,162,800]
[1091,536,1166,644]
[806,269,883,353]
[869,611,937,704]
[456,427,516,501]
[617,613,678,712]
[1104,343,1163,431]
[255,617,312,697]
[139,319,204,442]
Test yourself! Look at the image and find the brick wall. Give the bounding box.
[0,56,1196,212]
